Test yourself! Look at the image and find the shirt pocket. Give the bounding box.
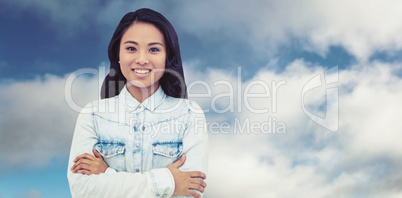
[152,141,183,168]
[94,142,126,172]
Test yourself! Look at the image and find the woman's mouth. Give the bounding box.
[132,69,151,74]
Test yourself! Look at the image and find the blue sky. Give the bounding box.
[1,0,402,197]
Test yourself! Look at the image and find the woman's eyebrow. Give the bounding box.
[123,41,163,47]
[148,42,164,47]
[123,41,138,45]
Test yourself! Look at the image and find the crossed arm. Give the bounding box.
[67,103,208,198]
[71,150,206,197]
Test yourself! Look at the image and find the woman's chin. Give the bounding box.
[126,81,159,91]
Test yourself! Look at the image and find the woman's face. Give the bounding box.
[119,21,166,93]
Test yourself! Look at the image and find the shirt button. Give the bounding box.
[135,168,140,172]
[169,151,173,156]
[136,143,140,147]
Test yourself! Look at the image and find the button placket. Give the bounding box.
[133,110,143,175]
[131,104,145,174]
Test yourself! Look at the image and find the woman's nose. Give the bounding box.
[135,51,149,65]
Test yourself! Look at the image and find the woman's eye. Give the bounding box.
[126,47,136,51]
[149,48,160,52]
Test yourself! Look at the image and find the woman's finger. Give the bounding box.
[192,178,207,188]
[73,164,92,173]
[71,161,85,172]
[71,158,94,171]
[188,183,204,193]
[81,153,97,160]
[188,171,206,180]
[72,158,99,172]
[73,154,87,163]
[73,153,97,163]
[76,169,92,175]
[74,158,94,166]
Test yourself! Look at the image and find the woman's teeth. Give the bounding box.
[133,69,151,74]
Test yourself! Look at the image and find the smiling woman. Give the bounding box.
[101,7,187,101]
[67,8,208,198]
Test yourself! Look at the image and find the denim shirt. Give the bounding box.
[67,85,208,198]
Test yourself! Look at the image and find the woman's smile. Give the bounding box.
[132,68,152,78]
[132,68,151,74]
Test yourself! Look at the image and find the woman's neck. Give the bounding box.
[126,83,159,103]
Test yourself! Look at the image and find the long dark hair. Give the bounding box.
[100,8,187,99]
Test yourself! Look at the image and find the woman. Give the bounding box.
[67,8,208,198]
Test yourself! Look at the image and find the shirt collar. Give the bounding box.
[119,85,166,112]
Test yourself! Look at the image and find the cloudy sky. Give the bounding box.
[1,0,402,197]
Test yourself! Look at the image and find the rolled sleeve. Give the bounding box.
[147,168,175,198]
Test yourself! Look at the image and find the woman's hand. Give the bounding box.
[168,154,207,198]
[71,149,108,175]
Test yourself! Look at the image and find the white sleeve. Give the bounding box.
[67,103,175,198]
[173,100,209,197]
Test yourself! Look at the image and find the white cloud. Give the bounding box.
[184,60,402,197]
[0,69,102,171]
[172,0,402,61]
